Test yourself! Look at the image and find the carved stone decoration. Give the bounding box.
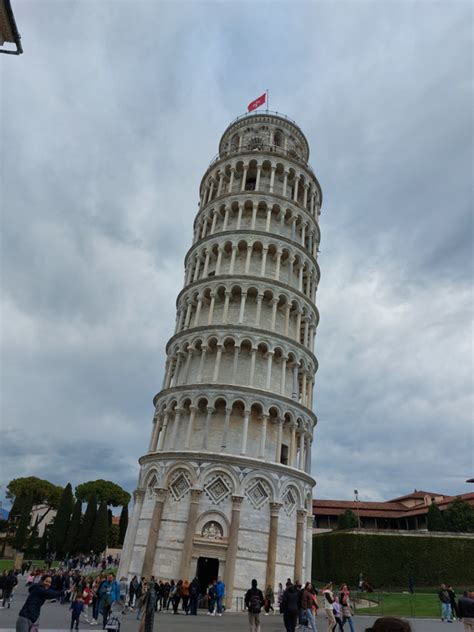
[282,487,297,516]
[245,479,270,510]
[204,474,232,505]
[169,471,191,501]
[147,474,158,498]
[201,520,224,540]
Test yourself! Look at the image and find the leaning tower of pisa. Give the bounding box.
[119,110,322,606]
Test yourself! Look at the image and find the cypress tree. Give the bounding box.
[13,491,33,551]
[65,499,82,554]
[427,501,445,531]
[79,493,97,554]
[118,504,128,545]
[51,483,73,556]
[90,500,108,554]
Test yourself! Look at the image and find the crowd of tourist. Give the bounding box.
[2,564,474,632]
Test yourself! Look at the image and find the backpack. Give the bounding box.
[249,592,262,613]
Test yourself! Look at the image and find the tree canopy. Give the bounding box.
[444,499,474,533]
[75,480,130,507]
[7,477,63,511]
[337,509,359,530]
[427,501,445,531]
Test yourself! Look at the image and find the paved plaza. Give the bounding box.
[0,583,464,632]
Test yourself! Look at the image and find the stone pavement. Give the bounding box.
[0,584,464,631]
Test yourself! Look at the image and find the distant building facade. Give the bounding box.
[313,489,474,532]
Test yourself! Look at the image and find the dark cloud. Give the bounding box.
[1,1,472,505]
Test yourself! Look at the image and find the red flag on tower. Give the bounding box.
[248,93,266,112]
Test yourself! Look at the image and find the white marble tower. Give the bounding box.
[119,111,322,606]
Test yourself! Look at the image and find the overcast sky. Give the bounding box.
[1,0,472,506]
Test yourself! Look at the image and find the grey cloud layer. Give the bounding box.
[1,1,472,503]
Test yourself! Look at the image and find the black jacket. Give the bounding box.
[458,596,474,618]
[19,584,63,623]
[282,586,300,614]
[245,587,264,611]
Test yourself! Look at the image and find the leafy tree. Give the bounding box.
[337,509,359,530]
[79,493,97,553]
[51,483,73,555]
[108,524,120,548]
[7,477,63,527]
[444,499,474,533]
[90,500,108,554]
[65,499,82,554]
[118,504,128,545]
[427,502,445,531]
[25,520,39,557]
[13,491,33,550]
[75,480,130,507]
[107,508,113,528]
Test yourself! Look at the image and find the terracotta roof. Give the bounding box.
[387,490,445,502]
[312,492,474,520]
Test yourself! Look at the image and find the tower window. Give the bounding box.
[280,444,289,465]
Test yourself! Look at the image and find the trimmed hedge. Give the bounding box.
[312,531,474,588]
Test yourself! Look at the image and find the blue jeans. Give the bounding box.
[442,602,452,621]
[305,608,317,632]
[343,615,355,632]
[216,596,223,614]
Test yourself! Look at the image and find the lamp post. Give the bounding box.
[354,489,361,529]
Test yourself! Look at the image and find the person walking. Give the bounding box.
[215,576,225,616]
[264,584,274,614]
[245,578,264,632]
[207,581,216,615]
[128,575,138,609]
[181,579,190,614]
[138,583,156,632]
[448,585,459,620]
[172,579,183,614]
[322,583,337,632]
[339,583,355,632]
[1,570,17,609]
[16,574,63,632]
[302,582,318,632]
[439,584,453,622]
[188,577,200,615]
[98,573,120,630]
[458,591,474,632]
[281,581,299,632]
[69,595,84,630]
[277,582,284,614]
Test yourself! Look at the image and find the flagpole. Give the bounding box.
[266,89,269,112]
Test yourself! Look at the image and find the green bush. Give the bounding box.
[312,532,474,588]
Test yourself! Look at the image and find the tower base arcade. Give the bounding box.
[119,451,314,608]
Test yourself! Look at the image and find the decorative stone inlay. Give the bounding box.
[169,471,191,501]
[245,479,270,509]
[147,474,158,498]
[282,487,297,516]
[204,474,232,505]
[201,520,223,540]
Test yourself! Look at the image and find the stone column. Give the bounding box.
[197,346,207,382]
[249,348,257,384]
[210,211,218,234]
[156,413,169,450]
[289,422,297,466]
[201,406,215,449]
[241,165,248,192]
[259,414,268,459]
[266,207,272,232]
[245,244,253,274]
[119,489,145,578]
[231,346,240,383]
[213,345,223,381]
[224,495,244,609]
[223,206,230,231]
[280,356,287,395]
[141,488,167,578]
[221,407,232,450]
[269,166,276,193]
[207,293,216,324]
[241,409,250,455]
[265,351,274,390]
[275,418,283,462]
[265,502,282,589]
[238,291,247,323]
[255,293,263,326]
[222,291,231,323]
[170,408,182,450]
[270,297,279,331]
[179,489,202,580]
[237,202,243,229]
[228,167,235,193]
[255,164,262,190]
[305,513,314,581]
[185,406,197,448]
[294,509,306,583]
[251,202,257,229]
[260,246,268,276]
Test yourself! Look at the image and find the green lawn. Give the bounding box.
[356,592,445,618]
[0,559,59,571]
